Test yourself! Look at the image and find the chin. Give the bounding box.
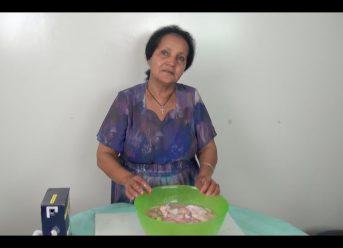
[159,77,177,85]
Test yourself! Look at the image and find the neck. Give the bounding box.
[147,79,176,97]
[146,82,176,108]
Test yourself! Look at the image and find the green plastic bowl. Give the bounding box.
[134,185,229,235]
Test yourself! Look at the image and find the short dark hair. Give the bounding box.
[145,25,196,80]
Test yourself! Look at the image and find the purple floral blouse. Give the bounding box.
[97,81,216,202]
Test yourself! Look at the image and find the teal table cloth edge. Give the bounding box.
[229,205,306,235]
[70,203,307,236]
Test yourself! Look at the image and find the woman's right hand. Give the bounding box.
[124,174,152,201]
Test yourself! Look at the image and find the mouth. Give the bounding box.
[161,70,175,75]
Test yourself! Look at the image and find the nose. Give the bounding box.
[166,56,177,66]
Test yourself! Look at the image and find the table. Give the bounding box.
[70,203,307,235]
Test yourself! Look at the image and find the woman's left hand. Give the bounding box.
[195,175,220,196]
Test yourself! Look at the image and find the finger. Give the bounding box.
[200,177,211,193]
[125,177,142,198]
[132,176,152,194]
[208,182,220,196]
[206,181,217,195]
[124,174,137,196]
[130,178,144,195]
[125,188,136,201]
[213,182,220,195]
[214,184,220,195]
[194,177,202,190]
[142,182,152,193]
[134,176,152,193]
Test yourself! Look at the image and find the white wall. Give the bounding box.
[1,13,342,235]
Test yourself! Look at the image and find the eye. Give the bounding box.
[161,50,169,56]
[177,56,186,63]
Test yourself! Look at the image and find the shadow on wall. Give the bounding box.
[130,31,151,82]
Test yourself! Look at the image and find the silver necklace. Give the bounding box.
[146,84,176,114]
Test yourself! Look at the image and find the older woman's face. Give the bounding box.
[148,34,189,85]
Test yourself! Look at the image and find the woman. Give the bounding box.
[96,25,220,203]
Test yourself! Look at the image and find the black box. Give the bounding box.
[41,188,71,235]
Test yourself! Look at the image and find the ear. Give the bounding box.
[147,59,151,67]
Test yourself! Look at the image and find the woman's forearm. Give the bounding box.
[197,140,218,178]
[96,144,133,186]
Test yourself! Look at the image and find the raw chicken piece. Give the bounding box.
[146,203,215,223]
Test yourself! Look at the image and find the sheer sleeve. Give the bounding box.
[96,91,129,153]
[193,89,217,151]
